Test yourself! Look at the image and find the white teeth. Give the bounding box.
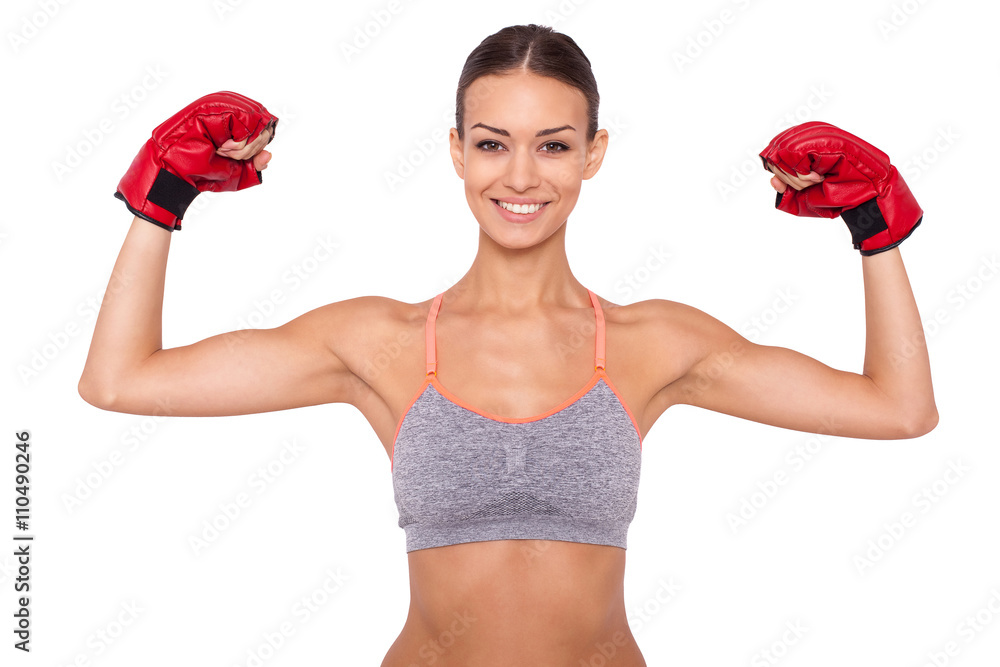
[497,200,545,214]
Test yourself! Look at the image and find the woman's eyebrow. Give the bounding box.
[470,122,576,137]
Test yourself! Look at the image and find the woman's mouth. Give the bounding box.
[492,199,549,223]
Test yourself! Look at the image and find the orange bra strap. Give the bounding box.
[428,290,603,375]
[587,289,606,371]
[426,293,443,377]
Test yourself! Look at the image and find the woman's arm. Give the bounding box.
[78,216,366,417]
[657,245,937,439]
[78,216,173,405]
[859,246,937,433]
[79,109,369,418]
[655,138,937,439]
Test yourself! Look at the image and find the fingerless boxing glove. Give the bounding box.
[114,91,278,231]
[759,121,922,255]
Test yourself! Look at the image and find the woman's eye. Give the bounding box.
[475,140,569,153]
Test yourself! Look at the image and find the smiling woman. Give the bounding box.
[449,68,606,241]
[79,22,937,667]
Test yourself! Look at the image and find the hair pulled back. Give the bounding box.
[455,24,599,142]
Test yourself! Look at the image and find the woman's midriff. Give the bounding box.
[379,539,647,667]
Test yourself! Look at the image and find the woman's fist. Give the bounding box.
[215,124,275,172]
[759,121,922,255]
[766,165,823,193]
[114,91,278,231]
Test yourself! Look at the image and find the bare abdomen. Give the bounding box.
[380,540,647,666]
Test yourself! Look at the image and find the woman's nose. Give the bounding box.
[503,148,540,190]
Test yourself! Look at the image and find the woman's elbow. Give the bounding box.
[897,404,939,439]
[78,375,117,411]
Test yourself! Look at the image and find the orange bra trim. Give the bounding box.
[391,290,643,469]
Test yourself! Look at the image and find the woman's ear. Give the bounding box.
[449,127,465,179]
[583,128,610,180]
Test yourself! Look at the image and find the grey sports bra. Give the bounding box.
[391,289,642,553]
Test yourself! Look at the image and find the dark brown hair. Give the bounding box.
[455,24,599,142]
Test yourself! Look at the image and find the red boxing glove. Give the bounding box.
[759,121,922,255]
[114,91,278,231]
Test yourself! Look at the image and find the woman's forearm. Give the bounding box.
[78,217,171,402]
[860,246,938,431]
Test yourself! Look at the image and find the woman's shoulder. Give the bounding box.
[308,293,438,348]
[598,295,717,331]
[334,292,727,339]
[598,295,740,363]
[313,293,430,327]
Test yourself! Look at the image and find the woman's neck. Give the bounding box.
[447,225,589,314]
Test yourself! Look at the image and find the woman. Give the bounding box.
[79,23,937,667]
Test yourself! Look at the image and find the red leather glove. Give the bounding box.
[759,121,922,255]
[114,91,278,231]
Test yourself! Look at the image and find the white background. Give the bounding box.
[3,0,999,665]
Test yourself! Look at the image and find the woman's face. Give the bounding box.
[449,70,608,249]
